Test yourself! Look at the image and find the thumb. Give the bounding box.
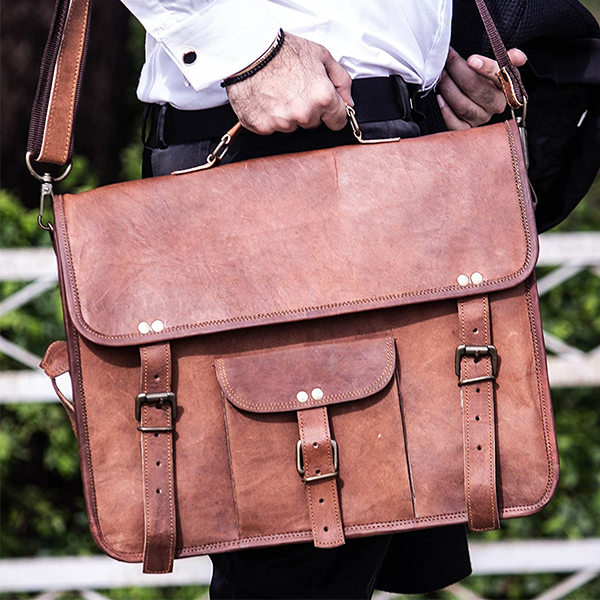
[508,48,528,67]
[322,51,354,107]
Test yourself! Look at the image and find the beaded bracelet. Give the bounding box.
[221,29,285,88]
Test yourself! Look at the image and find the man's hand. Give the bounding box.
[226,33,353,135]
[437,47,527,130]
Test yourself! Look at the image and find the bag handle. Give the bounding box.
[26,0,528,171]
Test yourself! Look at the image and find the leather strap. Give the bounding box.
[27,0,527,168]
[297,407,345,548]
[139,343,177,573]
[472,0,528,108]
[40,340,76,433]
[457,295,500,531]
[28,0,92,165]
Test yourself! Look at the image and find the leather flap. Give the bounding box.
[216,336,396,413]
[53,120,537,347]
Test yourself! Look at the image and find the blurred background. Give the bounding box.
[1,1,599,599]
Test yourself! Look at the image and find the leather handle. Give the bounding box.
[27,0,527,168]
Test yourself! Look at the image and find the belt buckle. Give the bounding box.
[455,345,498,387]
[135,391,177,433]
[296,439,339,483]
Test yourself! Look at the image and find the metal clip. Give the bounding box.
[346,106,401,145]
[135,391,177,433]
[172,124,241,175]
[455,345,498,387]
[497,67,525,110]
[296,439,339,483]
[25,152,72,231]
[38,176,55,231]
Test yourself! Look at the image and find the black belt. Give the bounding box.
[145,75,444,147]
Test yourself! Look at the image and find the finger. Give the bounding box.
[437,70,495,127]
[292,105,323,130]
[467,48,527,82]
[466,54,502,84]
[508,48,528,67]
[445,49,506,114]
[437,95,470,131]
[322,49,354,107]
[320,86,348,131]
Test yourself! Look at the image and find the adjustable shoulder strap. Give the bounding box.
[26,0,527,165]
[28,0,91,167]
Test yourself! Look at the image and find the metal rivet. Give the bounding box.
[296,391,309,403]
[151,319,164,332]
[457,274,470,286]
[311,388,324,400]
[471,272,483,285]
[138,321,151,334]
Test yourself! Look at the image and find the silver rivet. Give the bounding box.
[138,321,151,334]
[311,388,324,400]
[151,319,164,332]
[471,272,483,285]
[457,274,470,286]
[296,391,309,403]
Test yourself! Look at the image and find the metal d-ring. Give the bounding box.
[25,151,72,182]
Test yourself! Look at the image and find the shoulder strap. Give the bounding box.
[28,0,91,167]
[26,0,527,168]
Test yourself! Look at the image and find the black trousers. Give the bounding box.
[142,76,472,599]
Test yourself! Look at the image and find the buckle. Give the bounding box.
[296,440,339,483]
[135,392,177,433]
[455,345,498,387]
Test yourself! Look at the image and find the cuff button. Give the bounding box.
[183,51,197,65]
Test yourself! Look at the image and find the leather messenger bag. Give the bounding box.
[29,0,559,574]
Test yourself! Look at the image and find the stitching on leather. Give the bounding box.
[504,122,532,268]
[297,411,318,541]
[42,0,89,164]
[483,296,499,529]
[321,406,343,545]
[329,477,343,544]
[43,6,67,162]
[516,280,555,506]
[217,338,394,410]
[165,343,171,389]
[166,396,175,567]
[459,300,474,528]
[140,347,151,572]
[41,341,68,377]
[57,125,533,342]
[165,343,175,568]
[62,0,88,163]
[221,391,242,540]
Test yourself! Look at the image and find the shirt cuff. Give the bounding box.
[158,2,281,92]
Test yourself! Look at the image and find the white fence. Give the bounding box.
[1,233,599,598]
[0,539,599,600]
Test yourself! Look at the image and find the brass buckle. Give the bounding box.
[296,439,339,483]
[455,345,498,387]
[135,391,177,433]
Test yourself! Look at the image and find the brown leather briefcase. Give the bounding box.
[30,0,559,574]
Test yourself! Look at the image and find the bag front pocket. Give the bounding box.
[215,335,416,546]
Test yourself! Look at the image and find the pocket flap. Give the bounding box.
[216,336,396,413]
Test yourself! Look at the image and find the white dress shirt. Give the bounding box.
[121,0,453,110]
